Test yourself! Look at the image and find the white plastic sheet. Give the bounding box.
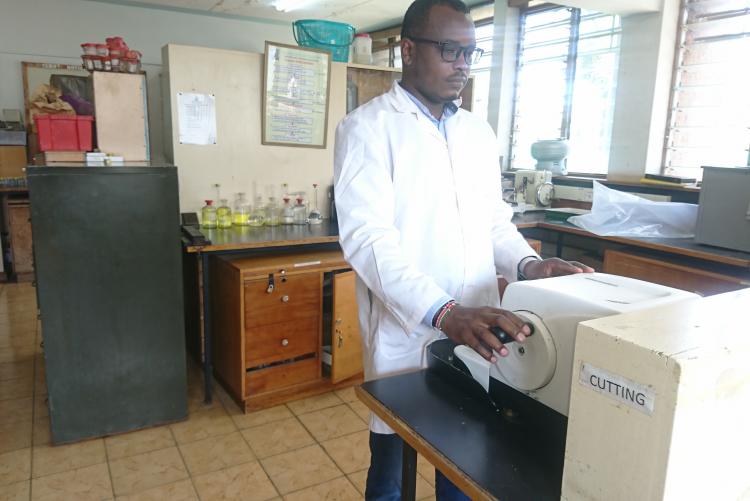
[568,181,698,238]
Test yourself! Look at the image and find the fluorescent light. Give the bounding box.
[273,0,317,12]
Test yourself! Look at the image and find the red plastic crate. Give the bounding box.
[34,114,94,152]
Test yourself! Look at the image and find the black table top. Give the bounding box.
[361,368,567,500]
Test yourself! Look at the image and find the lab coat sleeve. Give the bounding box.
[334,116,449,336]
[481,128,540,280]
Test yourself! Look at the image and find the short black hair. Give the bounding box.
[400,0,470,40]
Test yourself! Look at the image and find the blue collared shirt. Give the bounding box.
[399,82,459,141]
[398,83,457,327]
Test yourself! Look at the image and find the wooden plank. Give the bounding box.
[355,386,495,501]
[603,249,750,296]
[245,357,320,396]
[331,270,363,383]
[92,72,149,160]
[7,201,34,278]
[0,146,27,178]
[228,249,347,275]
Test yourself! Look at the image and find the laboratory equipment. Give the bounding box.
[265,197,280,226]
[531,139,568,175]
[513,170,554,209]
[216,199,232,229]
[293,195,308,225]
[201,200,217,229]
[281,196,295,224]
[233,192,250,226]
[695,166,750,252]
[308,184,323,225]
[249,196,266,227]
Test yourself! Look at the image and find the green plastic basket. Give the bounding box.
[293,19,355,62]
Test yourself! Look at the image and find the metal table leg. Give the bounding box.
[201,252,213,404]
[402,441,417,501]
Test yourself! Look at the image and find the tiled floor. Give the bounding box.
[0,282,438,500]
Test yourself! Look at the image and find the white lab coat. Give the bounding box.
[334,82,538,433]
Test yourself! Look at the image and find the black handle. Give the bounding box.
[489,323,535,345]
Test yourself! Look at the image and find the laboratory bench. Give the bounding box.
[183,213,750,407]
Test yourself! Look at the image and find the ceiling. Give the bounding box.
[90,0,491,32]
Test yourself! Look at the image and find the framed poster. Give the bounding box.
[22,62,92,129]
[262,41,331,148]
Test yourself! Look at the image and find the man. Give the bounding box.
[334,1,594,499]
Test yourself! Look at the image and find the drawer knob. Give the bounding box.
[281,295,290,303]
[281,338,289,347]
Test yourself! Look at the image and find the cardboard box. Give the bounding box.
[0,146,27,178]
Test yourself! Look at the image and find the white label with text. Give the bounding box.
[579,362,655,415]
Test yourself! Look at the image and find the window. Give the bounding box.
[470,21,495,123]
[663,0,750,180]
[509,6,621,175]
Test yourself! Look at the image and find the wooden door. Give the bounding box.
[331,270,363,383]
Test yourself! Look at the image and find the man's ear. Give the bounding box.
[400,38,415,67]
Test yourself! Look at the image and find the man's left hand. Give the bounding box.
[522,258,594,280]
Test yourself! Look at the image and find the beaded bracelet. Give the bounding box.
[435,300,458,331]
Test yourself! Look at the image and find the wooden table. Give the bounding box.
[355,366,567,501]
[183,221,340,403]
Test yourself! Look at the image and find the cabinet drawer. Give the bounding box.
[245,357,319,396]
[244,272,321,328]
[245,317,320,367]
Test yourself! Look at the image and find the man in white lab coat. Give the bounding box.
[334,1,593,499]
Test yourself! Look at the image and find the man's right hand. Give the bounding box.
[441,306,531,362]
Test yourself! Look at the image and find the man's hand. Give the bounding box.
[441,306,531,362]
[522,258,594,280]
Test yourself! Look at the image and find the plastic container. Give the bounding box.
[201,200,217,229]
[92,56,103,71]
[95,44,109,56]
[81,55,95,71]
[34,114,94,151]
[352,33,373,65]
[81,43,98,56]
[293,20,355,62]
[102,56,112,72]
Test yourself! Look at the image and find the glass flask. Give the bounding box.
[200,200,217,229]
[308,184,323,225]
[233,192,250,226]
[265,197,280,226]
[293,196,308,225]
[248,196,266,227]
[281,197,295,224]
[217,199,232,229]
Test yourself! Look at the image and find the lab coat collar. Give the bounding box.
[389,80,463,117]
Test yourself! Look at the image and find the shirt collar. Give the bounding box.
[397,81,460,124]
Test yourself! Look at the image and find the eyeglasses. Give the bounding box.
[407,37,484,65]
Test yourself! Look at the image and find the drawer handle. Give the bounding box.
[281,295,290,303]
[281,338,289,347]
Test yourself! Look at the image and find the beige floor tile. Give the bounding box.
[115,479,198,501]
[192,461,277,501]
[0,479,29,501]
[179,431,255,476]
[0,397,32,424]
[320,430,370,474]
[169,406,235,445]
[32,438,106,479]
[0,378,33,401]
[334,386,358,403]
[0,447,30,487]
[108,446,188,497]
[230,405,293,430]
[260,444,341,495]
[286,392,343,416]
[0,419,31,454]
[240,417,314,459]
[347,401,371,423]
[417,455,435,486]
[32,417,51,447]
[30,463,112,501]
[283,476,362,501]
[0,360,33,382]
[297,404,367,442]
[347,469,367,495]
[104,426,175,461]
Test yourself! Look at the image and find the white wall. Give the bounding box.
[0,0,295,161]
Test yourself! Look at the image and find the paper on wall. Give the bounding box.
[177,92,216,145]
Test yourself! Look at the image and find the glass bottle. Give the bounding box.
[232,192,250,226]
[265,197,280,226]
[293,196,308,225]
[308,184,323,225]
[248,196,266,227]
[200,200,217,229]
[281,197,295,224]
[217,199,232,229]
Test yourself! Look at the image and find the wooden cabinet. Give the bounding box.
[603,249,750,296]
[2,197,34,281]
[210,249,363,411]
